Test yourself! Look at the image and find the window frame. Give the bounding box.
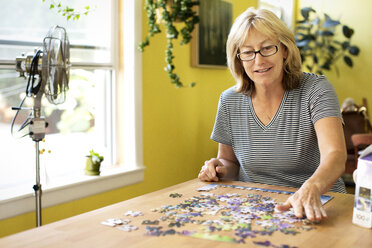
[0,0,144,220]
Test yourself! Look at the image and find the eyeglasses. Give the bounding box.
[237,43,280,61]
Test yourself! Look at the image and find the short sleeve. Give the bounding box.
[210,92,232,146]
[308,76,342,124]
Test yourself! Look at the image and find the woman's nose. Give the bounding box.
[254,52,265,64]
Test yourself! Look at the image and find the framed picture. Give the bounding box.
[191,0,233,68]
[258,0,295,30]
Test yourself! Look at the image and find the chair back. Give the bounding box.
[342,103,372,151]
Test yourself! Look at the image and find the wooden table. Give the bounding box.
[0,179,371,248]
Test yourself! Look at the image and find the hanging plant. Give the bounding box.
[295,7,360,76]
[42,0,95,21]
[139,0,200,88]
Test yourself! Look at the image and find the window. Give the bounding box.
[0,0,144,219]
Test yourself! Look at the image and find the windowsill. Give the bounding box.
[0,164,145,220]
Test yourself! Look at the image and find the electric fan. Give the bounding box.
[12,25,70,227]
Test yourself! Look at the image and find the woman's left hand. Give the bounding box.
[275,180,327,222]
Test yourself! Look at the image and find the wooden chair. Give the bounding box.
[341,98,371,185]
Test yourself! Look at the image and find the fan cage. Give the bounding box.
[42,25,70,105]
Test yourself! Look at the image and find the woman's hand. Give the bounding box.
[275,180,327,221]
[198,158,228,182]
[198,144,240,182]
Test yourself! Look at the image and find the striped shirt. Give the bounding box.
[211,72,346,193]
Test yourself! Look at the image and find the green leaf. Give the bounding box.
[296,19,308,24]
[295,26,310,31]
[328,45,336,54]
[312,54,318,64]
[312,17,320,26]
[344,56,353,67]
[319,30,334,36]
[349,46,360,56]
[321,61,331,70]
[343,25,354,38]
[50,4,54,9]
[301,7,315,20]
[296,39,311,47]
[323,14,340,28]
[342,41,350,50]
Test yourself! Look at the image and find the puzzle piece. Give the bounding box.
[101,218,130,227]
[124,210,143,217]
[116,224,138,232]
[169,193,183,198]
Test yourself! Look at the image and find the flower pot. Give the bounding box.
[85,156,101,176]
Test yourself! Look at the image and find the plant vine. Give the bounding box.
[139,0,199,88]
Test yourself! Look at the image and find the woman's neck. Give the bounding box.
[250,83,285,125]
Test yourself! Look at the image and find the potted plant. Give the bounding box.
[138,0,200,88]
[85,149,104,176]
[295,7,360,76]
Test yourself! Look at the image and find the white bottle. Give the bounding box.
[352,145,372,228]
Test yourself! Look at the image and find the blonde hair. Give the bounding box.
[226,7,302,94]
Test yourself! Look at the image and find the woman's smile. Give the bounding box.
[254,66,273,73]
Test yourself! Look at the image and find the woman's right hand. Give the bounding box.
[198,158,228,182]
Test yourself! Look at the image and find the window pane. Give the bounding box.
[0,0,112,64]
[0,68,113,192]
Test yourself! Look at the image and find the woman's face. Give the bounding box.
[239,29,287,90]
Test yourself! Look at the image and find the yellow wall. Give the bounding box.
[298,0,372,111]
[0,0,257,237]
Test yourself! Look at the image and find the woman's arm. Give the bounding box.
[308,116,347,192]
[198,143,240,181]
[276,116,346,221]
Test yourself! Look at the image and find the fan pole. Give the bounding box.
[34,140,42,227]
[31,97,45,227]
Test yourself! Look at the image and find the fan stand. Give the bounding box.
[13,25,70,228]
[34,140,42,227]
[30,95,46,227]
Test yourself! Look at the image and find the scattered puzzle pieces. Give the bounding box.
[101,183,319,247]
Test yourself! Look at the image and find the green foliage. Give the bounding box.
[88,149,104,163]
[42,0,94,21]
[139,0,199,88]
[295,7,360,76]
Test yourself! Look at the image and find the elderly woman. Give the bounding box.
[198,8,347,222]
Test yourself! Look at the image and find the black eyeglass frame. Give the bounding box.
[236,43,280,61]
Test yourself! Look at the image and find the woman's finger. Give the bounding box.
[304,204,315,221]
[320,206,327,219]
[313,205,322,221]
[291,199,304,219]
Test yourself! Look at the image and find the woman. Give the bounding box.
[198,8,347,222]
